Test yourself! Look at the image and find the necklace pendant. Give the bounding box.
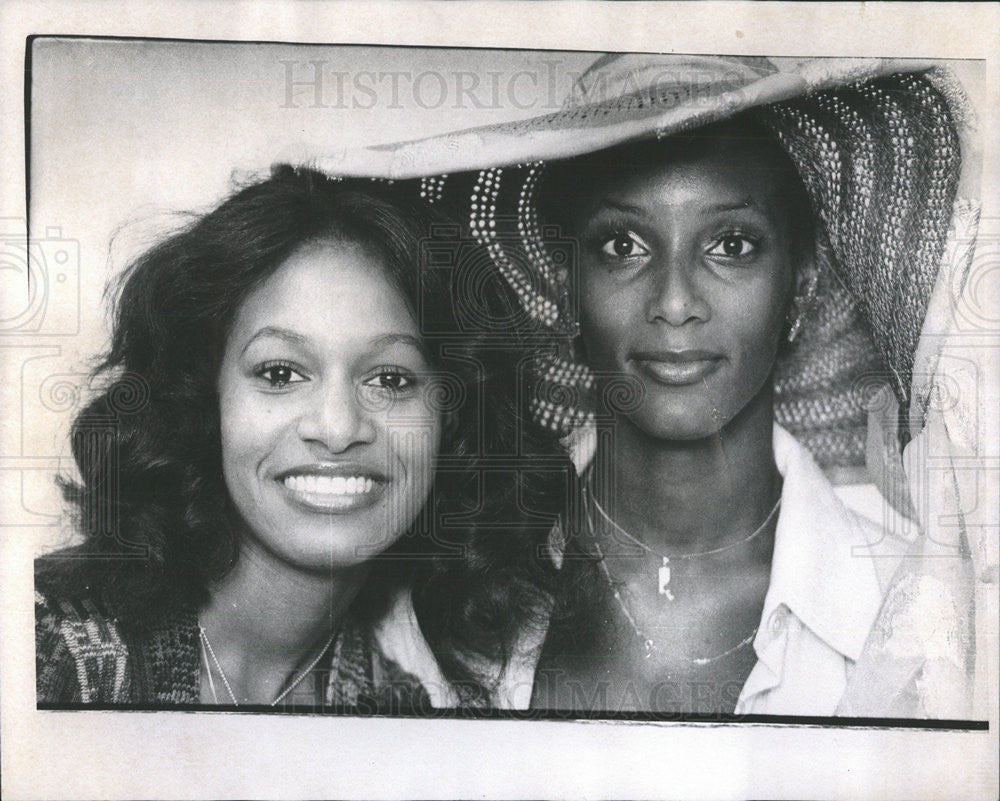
[658,557,675,600]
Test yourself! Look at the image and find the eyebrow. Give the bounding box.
[706,198,757,213]
[240,326,307,356]
[594,197,760,217]
[240,327,425,357]
[368,333,425,353]
[594,198,649,217]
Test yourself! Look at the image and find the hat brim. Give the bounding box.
[294,57,941,180]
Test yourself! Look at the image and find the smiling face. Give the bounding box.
[217,239,441,573]
[567,134,810,441]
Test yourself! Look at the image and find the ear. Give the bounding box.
[788,251,819,319]
[796,250,819,297]
[784,252,819,344]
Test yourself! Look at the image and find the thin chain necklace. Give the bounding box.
[582,487,777,662]
[592,536,758,662]
[584,483,781,601]
[198,624,338,707]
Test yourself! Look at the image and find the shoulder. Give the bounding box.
[775,425,915,556]
[369,586,458,707]
[832,482,918,590]
[323,598,435,712]
[369,649,436,712]
[368,584,545,710]
[34,549,133,704]
[771,426,915,645]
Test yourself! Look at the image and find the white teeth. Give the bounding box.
[315,476,345,494]
[283,475,377,495]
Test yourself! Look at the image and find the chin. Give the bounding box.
[628,403,728,442]
[280,536,382,573]
[252,512,400,573]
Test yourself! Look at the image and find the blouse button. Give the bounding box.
[769,607,788,636]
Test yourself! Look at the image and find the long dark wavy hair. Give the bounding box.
[43,166,575,702]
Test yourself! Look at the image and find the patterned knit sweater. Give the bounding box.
[35,557,428,710]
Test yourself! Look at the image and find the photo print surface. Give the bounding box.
[20,37,995,726]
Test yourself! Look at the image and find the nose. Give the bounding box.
[295,377,377,453]
[645,258,711,327]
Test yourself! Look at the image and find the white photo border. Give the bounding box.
[2,3,998,799]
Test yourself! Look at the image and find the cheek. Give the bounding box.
[382,404,441,483]
[377,408,441,540]
[578,278,632,364]
[217,378,248,477]
[720,283,788,382]
[218,380,287,480]
[733,294,784,343]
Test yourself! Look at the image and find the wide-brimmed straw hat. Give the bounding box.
[285,54,971,472]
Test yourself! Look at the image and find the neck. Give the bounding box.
[199,536,368,703]
[594,381,782,556]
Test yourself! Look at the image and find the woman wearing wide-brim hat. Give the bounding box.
[284,54,990,718]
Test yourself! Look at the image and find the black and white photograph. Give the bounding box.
[2,2,997,798]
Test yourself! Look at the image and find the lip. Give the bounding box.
[631,349,723,386]
[275,462,389,513]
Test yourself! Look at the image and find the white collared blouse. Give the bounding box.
[373,424,914,714]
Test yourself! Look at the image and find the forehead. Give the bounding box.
[575,137,798,219]
[230,239,419,344]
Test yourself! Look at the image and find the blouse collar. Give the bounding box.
[756,424,885,664]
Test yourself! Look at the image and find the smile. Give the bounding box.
[633,350,723,386]
[277,467,388,513]
[283,475,376,495]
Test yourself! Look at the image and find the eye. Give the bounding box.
[600,230,651,259]
[254,361,307,388]
[363,368,416,393]
[707,234,758,259]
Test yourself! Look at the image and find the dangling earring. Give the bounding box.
[787,271,819,343]
[787,312,804,344]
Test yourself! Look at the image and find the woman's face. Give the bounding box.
[571,139,803,440]
[217,240,441,573]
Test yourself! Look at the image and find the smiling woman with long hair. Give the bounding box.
[34,166,572,708]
